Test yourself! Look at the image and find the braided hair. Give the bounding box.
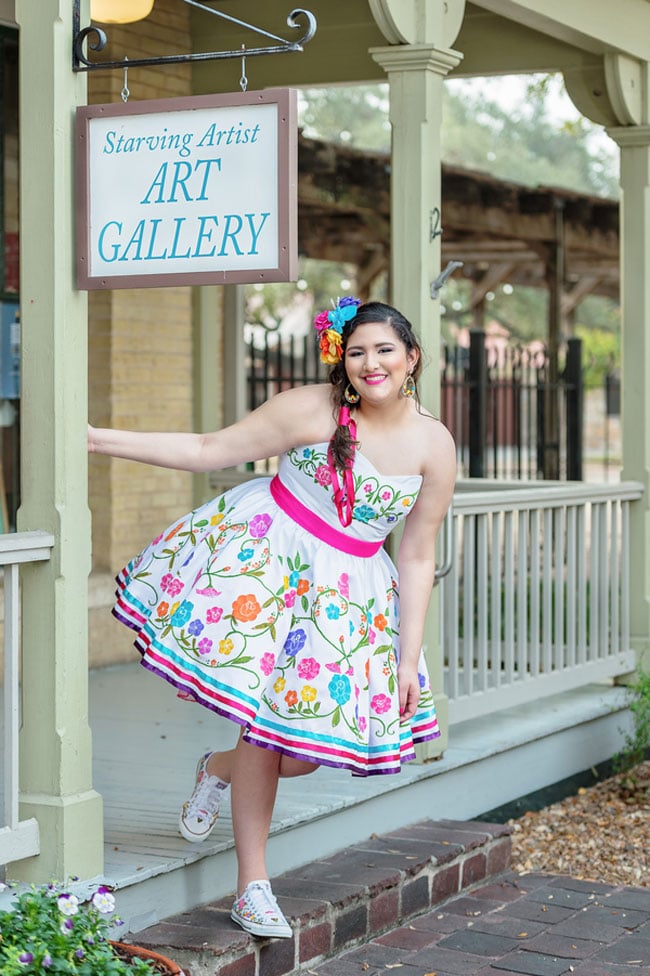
[327,301,423,471]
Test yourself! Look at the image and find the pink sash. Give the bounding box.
[270,476,382,558]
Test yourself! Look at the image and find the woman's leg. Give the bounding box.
[231,737,280,892]
[230,739,317,893]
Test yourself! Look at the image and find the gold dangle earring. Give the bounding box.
[344,383,360,405]
[400,372,417,399]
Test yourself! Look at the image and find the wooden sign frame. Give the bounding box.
[76,88,297,290]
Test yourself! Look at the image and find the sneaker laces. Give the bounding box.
[245,881,283,920]
[186,773,224,818]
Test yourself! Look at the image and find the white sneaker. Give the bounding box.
[178,752,227,842]
[231,880,292,939]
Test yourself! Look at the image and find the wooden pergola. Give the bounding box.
[298,133,619,319]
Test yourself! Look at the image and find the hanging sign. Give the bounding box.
[75,89,297,290]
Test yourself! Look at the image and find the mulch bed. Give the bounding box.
[509,760,650,887]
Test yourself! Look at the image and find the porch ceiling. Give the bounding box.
[189,1,650,93]
[298,133,619,301]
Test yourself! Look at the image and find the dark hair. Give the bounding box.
[328,301,423,470]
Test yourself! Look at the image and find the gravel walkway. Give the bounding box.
[509,760,650,888]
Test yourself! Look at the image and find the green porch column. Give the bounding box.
[608,125,650,673]
[10,0,103,881]
[371,44,462,756]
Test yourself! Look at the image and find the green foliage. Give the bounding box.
[0,883,154,976]
[574,322,620,389]
[298,76,619,200]
[613,669,650,791]
[442,74,619,199]
[298,86,390,151]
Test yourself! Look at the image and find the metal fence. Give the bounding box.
[246,325,584,480]
[441,331,583,481]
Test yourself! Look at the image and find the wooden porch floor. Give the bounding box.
[2,661,633,931]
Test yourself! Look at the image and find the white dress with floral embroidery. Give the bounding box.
[114,443,440,776]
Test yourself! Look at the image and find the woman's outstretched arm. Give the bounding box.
[89,384,332,473]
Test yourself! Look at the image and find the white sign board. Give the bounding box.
[76,89,297,289]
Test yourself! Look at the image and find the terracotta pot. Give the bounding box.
[111,941,186,975]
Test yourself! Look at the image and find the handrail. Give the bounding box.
[452,480,644,514]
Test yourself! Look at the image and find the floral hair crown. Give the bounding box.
[313,296,361,365]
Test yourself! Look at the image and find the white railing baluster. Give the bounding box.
[462,514,475,697]
[516,510,528,683]
[553,507,565,671]
[588,502,599,662]
[529,508,540,677]
[0,531,54,867]
[444,482,642,724]
[610,501,620,656]
[621,500,631,654]
[445,514,459,701]
[542,508,553,674]
[503,511,515,683]
[490,511,502,687]
[598,502,610,659]
[476,513,489,693]
[577,504,587,664]
[4,563,20,831]
[566,505,577,667]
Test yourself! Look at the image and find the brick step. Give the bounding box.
[126,818,513,976]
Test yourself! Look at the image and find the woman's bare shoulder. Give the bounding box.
[262,383,336,443]
[415,412,456,472]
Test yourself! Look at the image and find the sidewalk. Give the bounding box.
[126,816,650,975]
[318,872,650,976]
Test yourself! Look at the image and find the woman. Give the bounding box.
[88,299,456,939]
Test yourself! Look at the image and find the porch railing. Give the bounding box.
[0,531,55,867]
[442,481,643,724]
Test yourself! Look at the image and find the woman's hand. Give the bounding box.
[88,424,96,453]
[397,661,421,722]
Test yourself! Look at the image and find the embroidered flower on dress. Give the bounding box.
[328,673,351,705]
[232,594,262,622]
[297,657,321,680]
[160,573,184,597]
[354,504,376,523]
[198,637,213,656]
[283,629,307,656]
[314,465,332,486]
[249,513,272,538]
[260,652,276,676]
[371,693,392,714]
[171,600,194,627]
